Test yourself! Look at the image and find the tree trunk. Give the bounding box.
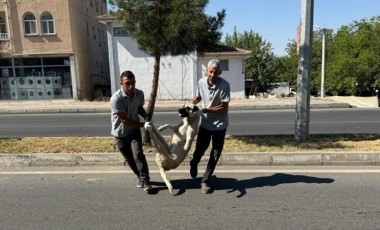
[143,54,160,145]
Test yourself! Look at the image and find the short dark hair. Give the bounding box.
[120,70,135,80]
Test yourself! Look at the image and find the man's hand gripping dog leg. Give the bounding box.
[144,121,152,131]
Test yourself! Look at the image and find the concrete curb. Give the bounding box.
[0,102,351,114]
[1,152,379,167]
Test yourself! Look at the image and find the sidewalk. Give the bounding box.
[0,96,351,114]
[1,96,377,168]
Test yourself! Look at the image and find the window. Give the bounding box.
[0,17,7,40]
[102,31,106,44]
[92,26,96,39]
[98,29,101,47]
[113,27,129,37]
[23,12,37,35]
[41,12,55,35]
[0,58,12,77]
[220,60,229,71]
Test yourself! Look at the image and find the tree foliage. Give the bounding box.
[327,16,380,95]
[224,30,275,95]
[109,0,225,56]
[277,16,380,96]
[273,40,299,87]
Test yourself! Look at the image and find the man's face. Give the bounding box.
[206,66,221,84]
[120,76,136,96]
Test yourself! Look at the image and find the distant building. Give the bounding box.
[0,0,110,101]
[98,16,252,100]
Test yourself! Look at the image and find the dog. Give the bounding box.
[147,105,201,194]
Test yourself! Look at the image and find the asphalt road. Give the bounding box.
[0,108,379,138]
[1,166,380,229]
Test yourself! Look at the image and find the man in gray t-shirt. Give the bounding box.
[190,59,230,194]
[110,70,153,192]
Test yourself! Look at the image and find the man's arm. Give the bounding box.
[204,101,229,114]
[117,112,145,128]
[192,96,202,105]
[138,105,148,120]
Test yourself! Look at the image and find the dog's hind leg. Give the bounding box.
[159,167,174,195]
[149,125,171,155]
[150,124,178,160]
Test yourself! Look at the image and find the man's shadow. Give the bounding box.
[149,173,334,197]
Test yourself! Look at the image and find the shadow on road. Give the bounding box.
[150,173,334,197]
[220,173,334,198]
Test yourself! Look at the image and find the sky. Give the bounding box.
[205,0,380,56]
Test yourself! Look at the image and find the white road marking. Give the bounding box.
[2,169,380,175]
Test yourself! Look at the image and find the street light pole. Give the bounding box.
[320,28,326,98]
[295,0,314,142]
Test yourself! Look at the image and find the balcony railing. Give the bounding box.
[0,33,9,40]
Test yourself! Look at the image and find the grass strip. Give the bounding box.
[0,134,379,154]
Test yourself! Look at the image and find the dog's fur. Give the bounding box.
[148,105,201,194]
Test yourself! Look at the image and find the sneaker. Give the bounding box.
[201,182,211,194]
[136,179,143,188]
[190,164,198,179]
[143,181,152,191]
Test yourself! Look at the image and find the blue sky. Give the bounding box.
[205,0,380,56]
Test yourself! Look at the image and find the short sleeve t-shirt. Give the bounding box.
[110,88,145,137]
[196,76,230,131]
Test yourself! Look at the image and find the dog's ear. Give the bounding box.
[178,106,190,117]
[192,105,199,112]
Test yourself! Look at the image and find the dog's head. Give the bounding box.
[178,105,200,118]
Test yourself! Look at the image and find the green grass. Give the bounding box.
[0,134,379,154]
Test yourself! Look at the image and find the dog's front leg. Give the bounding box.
[183,129,195,151]
[159,167,174,195]
[158,123,183,138]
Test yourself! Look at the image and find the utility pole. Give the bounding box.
[320,28,326,98]
[295,0,314,142]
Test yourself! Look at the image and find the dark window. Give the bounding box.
[0,17,7,35]
[220,60,229,71]
[43,57,70,66]
[41,12,55,35]
[0,58,12,66]
[23,12,37,35]
[14,58,42,66]
[113,27,128,37]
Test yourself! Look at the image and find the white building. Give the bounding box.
[99,16,252,100]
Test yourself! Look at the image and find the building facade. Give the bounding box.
[98,17,252,100]
[0,0,110,101]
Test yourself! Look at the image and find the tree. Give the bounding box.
[273,40,299,88]
[224,30,274,96]
[327,16,380,95]
[109,0,225,143]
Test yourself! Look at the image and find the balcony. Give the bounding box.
[0,33,9,40]
[0,33,9,52]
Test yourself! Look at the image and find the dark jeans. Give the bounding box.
[190,126,227,184]
[114,128,150,182]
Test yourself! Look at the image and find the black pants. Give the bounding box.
[115,128,150,182]
[190,126,227,184]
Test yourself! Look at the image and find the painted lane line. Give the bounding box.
[2,169,380,175]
